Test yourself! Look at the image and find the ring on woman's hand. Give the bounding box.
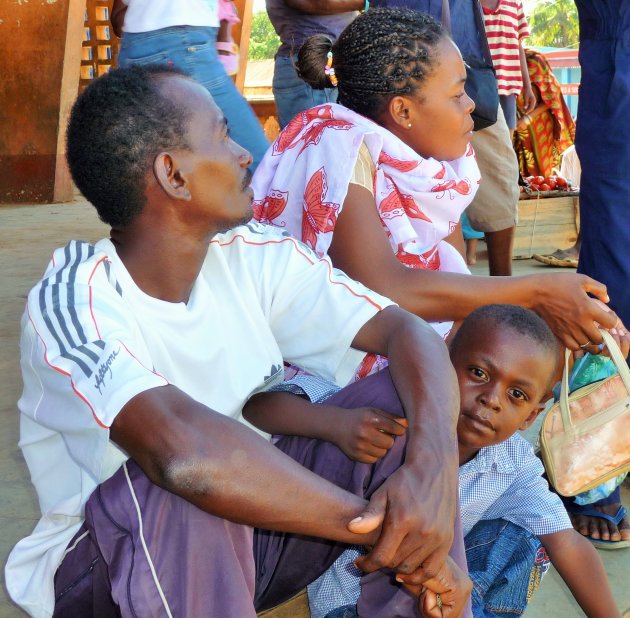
[579,340,592,349]
[436,593,443,610]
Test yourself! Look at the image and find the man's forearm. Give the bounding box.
[112,386,380,545]
[285,0,364,15]
[374,309,459,463]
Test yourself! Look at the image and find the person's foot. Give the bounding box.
[532,247,579,268]
[570,503,630,543]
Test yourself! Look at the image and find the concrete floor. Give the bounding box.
[0,199,628,616]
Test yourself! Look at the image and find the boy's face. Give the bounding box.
[453,325,556,459]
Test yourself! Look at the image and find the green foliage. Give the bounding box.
[248,11,280,60]
[527,0,578,48]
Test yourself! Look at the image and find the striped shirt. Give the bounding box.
[482,0,530,96]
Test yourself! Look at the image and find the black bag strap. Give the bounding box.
[441,0,495,68]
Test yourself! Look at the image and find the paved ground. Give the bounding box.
[0,199,628,616]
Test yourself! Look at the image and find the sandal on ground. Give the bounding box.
[216,42,240,76]
[574,505,630,550]
[532,252,578,268]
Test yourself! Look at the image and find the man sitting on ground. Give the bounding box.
[5,65,470,618]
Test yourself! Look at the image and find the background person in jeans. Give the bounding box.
[111,0,269,171]
[266,0,362,128]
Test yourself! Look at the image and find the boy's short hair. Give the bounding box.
[66,65,192,229]
[450,304,559,378]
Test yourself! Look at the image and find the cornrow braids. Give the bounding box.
[296,8,446,120]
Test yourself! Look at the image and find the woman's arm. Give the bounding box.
[328,183,623,351]
[539,529,621,617]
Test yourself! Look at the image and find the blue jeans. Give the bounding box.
[273,54,338,129]
[323,520,548,618]
[466,519,550,618]
[118,26,269,171]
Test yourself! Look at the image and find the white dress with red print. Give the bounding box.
[251,102,481,350]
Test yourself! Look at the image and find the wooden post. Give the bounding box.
[0,0,84,203]
[233,0,254,93]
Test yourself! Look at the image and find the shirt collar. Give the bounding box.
[460,438,518,475]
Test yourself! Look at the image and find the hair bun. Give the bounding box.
[296,35,335,90]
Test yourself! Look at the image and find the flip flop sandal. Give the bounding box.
[216,42,240,76]
[532,253,578,268]
[573,505,630,550]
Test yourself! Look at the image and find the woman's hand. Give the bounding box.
[530,273,629,353]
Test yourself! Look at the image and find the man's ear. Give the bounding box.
[386,95,413,130]
[518,404,546,431]
[153,152,191,201]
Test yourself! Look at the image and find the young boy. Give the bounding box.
[243,304,621,618]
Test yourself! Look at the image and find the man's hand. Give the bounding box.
[332,407,407,463]
[348,459,457,580]
[521,84,537,114]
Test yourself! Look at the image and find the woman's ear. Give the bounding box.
[153,152,192,201]
[386,95,413,130]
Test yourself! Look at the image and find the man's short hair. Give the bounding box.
[67,65,192,227]
[450,304,559,371]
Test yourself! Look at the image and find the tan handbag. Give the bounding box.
[540,329,630,496]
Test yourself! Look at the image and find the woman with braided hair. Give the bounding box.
[251,8,628,366]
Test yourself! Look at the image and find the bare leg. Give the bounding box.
[485,227,514,276]
[465,238,478,266]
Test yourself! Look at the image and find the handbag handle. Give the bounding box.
[559,329,630,434]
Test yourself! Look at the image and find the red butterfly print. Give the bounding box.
[378,151,420,172]
[433,163,447,179]
[296,119,354,155]
[431,179,472,199]
[466,142,474,157]
[301,167,339,251]
[272,105,353,156]
[380,183,432,223]
[356,354,378,380]
[396,244,441,271]
[252,189,288,224]
[273,105,334,155]
[354,354,388,380]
